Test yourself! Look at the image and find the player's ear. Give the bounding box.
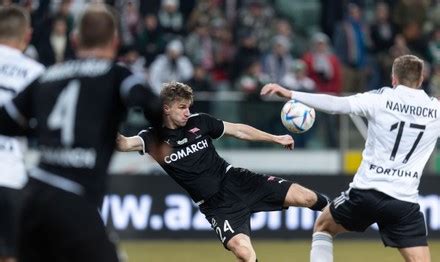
[111,32,119,52]
[418,75,424,88]
[391,74,398,87]
[70,30,78,50]
[23,27,32,50]
[163,104,170,115]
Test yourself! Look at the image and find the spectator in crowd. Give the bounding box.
[302,32,341,95]
[185,18,214,71]
[281,59,316,93]
[37,14,75,66]
[137,14,165,66]
[230,30,261,81]
[401,21,428,57]
[149,39,194,93]
[158,0,184,41]
[427,0,440,30]
[302,32,342,148]
[236,59,269,101]
[333,3,370,93]
[370,1,398,86]
[430,62,440,97]
[210,17,236,89]
[427,27,440,65]
[119,0,141,45]
[186,63,214,113]
[55,0,75,34]
[236,59,275,144]
[261,35,295,83]
[237,0,274,52]
[370,2,397,54]
[186,0,224,32]
[389,34,411,58]
[392,0,428,31]
[273,18,308,58]
[117,44,148,80]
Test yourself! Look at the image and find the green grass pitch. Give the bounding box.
[121,240,440,261]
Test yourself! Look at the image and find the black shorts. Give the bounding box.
[330,188,427,248]
[18,179,119,262]
[199,167,293,248]
[0,186,21,257]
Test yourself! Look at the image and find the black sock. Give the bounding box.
[309,191,330,211]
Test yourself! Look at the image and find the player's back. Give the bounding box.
[0,44,44,189]
[351,85,440,202]
[26,58,130,202]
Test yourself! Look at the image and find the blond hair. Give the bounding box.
[160,82,194,105]
[392,55,424,87]
[0,5,29,41]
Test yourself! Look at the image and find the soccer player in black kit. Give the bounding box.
[0,4,167,262]
[117,82,329,262]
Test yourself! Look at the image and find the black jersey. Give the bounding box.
[0,58,162,205]
[138,113,230,202]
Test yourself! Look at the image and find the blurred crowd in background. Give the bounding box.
[1,0,440,148]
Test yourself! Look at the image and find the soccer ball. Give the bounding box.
[280,100,315,133]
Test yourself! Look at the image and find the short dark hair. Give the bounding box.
[77,4,117,48]
[0,5,29,41]
[392,55,424,87]
[160,82,194,105]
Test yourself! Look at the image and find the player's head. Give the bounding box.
[391,55,424,88]
[0,4,31,51]
[74,4,118,57]
[160,82,194,127]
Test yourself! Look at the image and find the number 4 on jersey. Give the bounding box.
[47,80,80,146]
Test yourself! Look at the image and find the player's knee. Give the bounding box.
[228,238,256,262]
[313,211,338,236]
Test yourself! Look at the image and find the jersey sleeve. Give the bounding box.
[137,128,154,155]
[198,113,224,139]
[346,89,383,118]
[0,80,37,136]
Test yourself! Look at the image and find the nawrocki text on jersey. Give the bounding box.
[370,164,419,179]
[386,100,438,119]
[0,64,28,78]
[39,146,97,168]
[164,139,209,164]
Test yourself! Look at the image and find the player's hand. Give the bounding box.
[274,135,294,150]
[260,83,291,99]
[148,142,172,163]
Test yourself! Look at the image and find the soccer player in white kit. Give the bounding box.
[261,55,435,262]
[0,5,44,262]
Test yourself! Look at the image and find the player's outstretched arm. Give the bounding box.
[115,133,144,152]
[261,83,352,114]
[223,122,294,150]
[260,83,292,99]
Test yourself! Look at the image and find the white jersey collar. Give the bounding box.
[395,85,424,94]
[0,44,22,57]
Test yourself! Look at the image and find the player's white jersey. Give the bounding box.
[348,85,440,203]
[0,44,44,189]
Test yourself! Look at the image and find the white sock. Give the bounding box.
[310,232,333,262]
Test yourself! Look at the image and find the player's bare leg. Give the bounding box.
[226,233,256,262]
[399,246,431,262]
[283,184,328,211]
[310,206,348,262]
